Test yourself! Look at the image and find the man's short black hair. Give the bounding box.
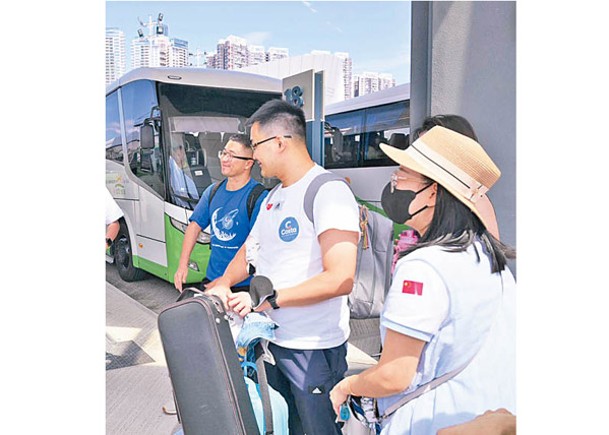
[246,99,306,140]
[228,133,251,148]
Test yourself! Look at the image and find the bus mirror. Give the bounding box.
[140,124,154,150]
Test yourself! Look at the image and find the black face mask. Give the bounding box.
[380,182,433,224]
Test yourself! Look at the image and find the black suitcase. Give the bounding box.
[158,288,260,435]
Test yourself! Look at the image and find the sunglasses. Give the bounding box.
[218,149,254,161]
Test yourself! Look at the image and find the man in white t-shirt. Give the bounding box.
[209,99,360,435]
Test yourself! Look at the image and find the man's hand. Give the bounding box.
[204,284,232,310]
[173,265,188,293]
[329,376,352,416]
[227,292,253,318]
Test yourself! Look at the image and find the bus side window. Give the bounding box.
[121,79,165,198]
[389,132,408,149]
[106,91,124,164]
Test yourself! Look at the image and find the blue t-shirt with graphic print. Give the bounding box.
[189,178,267,286]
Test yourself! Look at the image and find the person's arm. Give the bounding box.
[275,228,359,306]
[330,328,425,415]
[437,409,516,435]
[174,221,202,292]
[106,221,120,244]
[331,257,449,414]
[106,190,123,247]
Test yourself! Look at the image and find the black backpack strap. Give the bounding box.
[208,178,227,207]
[303,172,351,224]
[247,183,268,221]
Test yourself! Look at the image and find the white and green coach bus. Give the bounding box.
[323,83,410,210]
[105,67,284,283]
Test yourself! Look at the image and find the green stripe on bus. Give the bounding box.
[133,256,169,281]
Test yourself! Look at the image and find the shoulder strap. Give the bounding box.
[303,172,350,224]
[378,273,507,422]
[263,182,282,208]
[378,357,473,422]
[208,178,227,207]
[247,183,268,220]
[254,343,274,434]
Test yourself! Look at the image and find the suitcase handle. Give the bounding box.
[177,287,226,315]
[176,287,206,302]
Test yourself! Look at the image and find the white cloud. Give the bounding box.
[243,31,272,46]
[302,1,317,13]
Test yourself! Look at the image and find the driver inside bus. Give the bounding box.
[169,143,199,207]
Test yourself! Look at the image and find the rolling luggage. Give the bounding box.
[158,288,259,435]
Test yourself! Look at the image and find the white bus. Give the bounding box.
[106,67,284,283]
[323,83,410,209]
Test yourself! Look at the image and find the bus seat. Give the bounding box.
[389,133,408,150]
[199,132,223,182]
[184,133,199,151]
[222,132,232,147]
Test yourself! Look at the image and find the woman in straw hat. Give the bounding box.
[412,113,501,241]
[330,126,516,434]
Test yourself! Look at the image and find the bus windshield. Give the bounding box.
[158,83,280,209]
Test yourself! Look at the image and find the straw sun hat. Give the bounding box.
[379,125,501,230]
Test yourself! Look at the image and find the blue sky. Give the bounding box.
[106,1,412,84]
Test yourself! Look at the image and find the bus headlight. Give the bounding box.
[170,217,211,244]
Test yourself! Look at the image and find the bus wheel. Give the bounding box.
[114,221,146,282]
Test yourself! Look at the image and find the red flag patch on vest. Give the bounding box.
[402,280,423,295]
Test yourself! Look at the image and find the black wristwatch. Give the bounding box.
[267,289,280,310]
[106,238,113,247]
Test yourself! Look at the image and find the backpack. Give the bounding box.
[208,179,268,221]
[303,173,395,319]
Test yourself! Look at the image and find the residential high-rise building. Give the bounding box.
[335,52,353,100]
[170,38,189,67]
[353,72,395,97]
[189,48,206,67]
[266,47,289,62]
[130,14,189,69]
[216,35,248,70]
[106,28,126,84]
[205,52,218,69]
[248,45,266,66]
[206,35,289,70]
[378,73,396,91]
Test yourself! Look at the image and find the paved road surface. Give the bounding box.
[106,262,381,356]
[106,263,179,314]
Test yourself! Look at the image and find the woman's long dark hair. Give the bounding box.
[401,182,516,273]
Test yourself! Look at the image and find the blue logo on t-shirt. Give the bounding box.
[279,217,299,242]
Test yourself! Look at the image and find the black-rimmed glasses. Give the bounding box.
[218,149,254,161]
[250,135,292,151]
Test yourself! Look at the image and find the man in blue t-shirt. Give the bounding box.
[173,134,267,293]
